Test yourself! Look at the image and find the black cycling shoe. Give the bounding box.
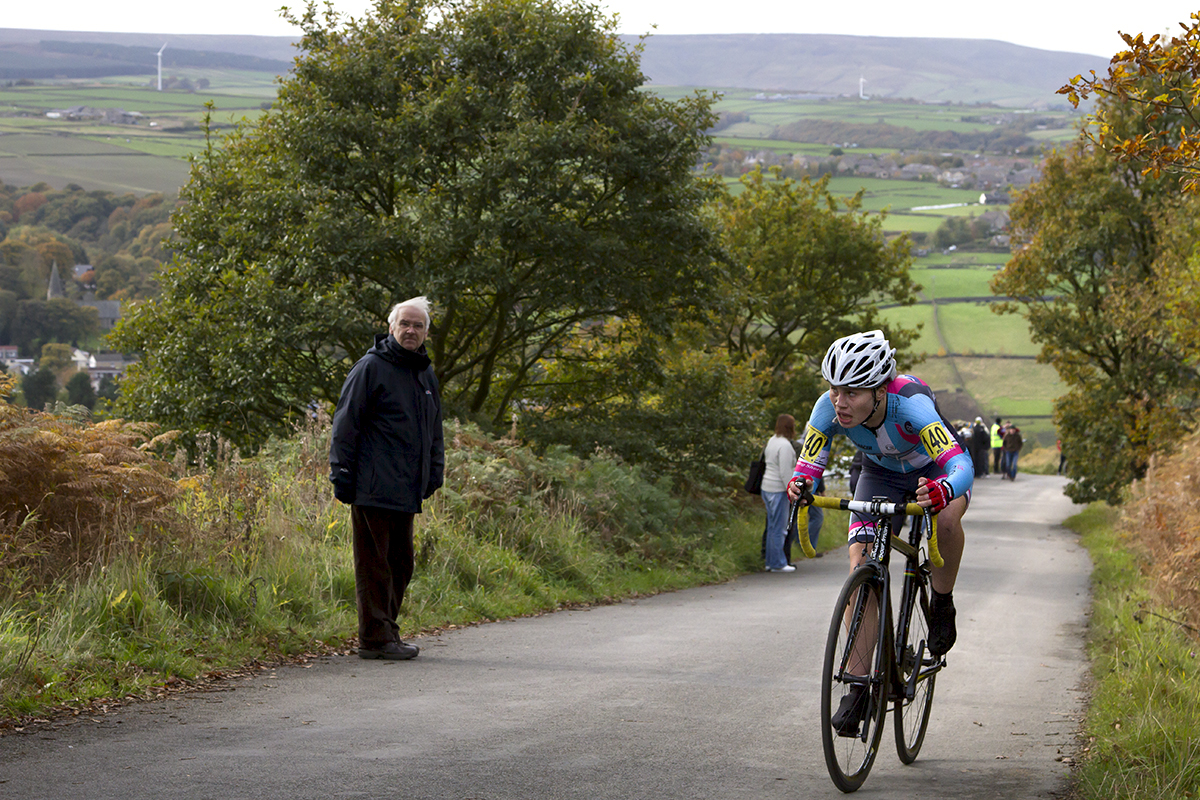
[928,595,957,657]
[831,684,869,737]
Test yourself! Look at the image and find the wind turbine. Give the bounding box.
[157,43,167,91]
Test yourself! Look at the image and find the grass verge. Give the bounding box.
[0,417,770,727]
[1063,503,1200,799]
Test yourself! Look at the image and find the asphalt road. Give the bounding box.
[0,472,1090,800]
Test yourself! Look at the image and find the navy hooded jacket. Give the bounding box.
[329,333,444,512]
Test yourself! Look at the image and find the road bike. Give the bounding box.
[789,492,946,793]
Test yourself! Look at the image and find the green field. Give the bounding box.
[676,91,1078,137]
[910,267,1000,299]
[0,72,274,194]
[822,176,990,219]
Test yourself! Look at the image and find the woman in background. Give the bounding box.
[761,413,798,573]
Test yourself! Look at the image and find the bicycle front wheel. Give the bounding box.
[894,573,936,764]
[821,566,889,793]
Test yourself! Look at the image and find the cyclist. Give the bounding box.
[786,331,973,735]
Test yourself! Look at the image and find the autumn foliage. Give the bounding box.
[1118,431,1200,634]
[0,377,181,595]
[1060,12,1200,191]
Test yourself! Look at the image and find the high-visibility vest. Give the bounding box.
[990,423,1003,448]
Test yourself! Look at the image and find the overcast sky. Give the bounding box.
[3,1,1196,57]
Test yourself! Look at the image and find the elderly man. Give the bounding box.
[330,296,444,660]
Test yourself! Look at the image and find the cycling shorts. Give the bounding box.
[848,459,970,544]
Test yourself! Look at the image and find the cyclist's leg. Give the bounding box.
[929,494,966,594]
[928,492,966,656]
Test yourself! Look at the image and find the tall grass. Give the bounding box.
[1070,491,1200,796]
[0,406,763,723]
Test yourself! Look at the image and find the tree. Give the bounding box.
[522,320,763,493]
[10,299,98,356]
[932,215,991,250]
[992,142,1198,503]
[111,0,723,451]
[96,374,119,403]
[40,342,74,373]
[1060,12,1200,190]
[21,368,57,411]
[710,169,918,419]
[94,253,160,300]
[65,370,97,409]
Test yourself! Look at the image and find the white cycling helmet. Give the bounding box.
[821,330,897,388]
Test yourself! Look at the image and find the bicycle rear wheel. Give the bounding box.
[894,572,936,763]
[821,566,889,793]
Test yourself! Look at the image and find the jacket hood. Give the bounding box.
[371,333,432,371]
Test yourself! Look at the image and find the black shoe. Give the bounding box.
[358,640,419,660]
[831,684,869,737]
[928,596,957,657]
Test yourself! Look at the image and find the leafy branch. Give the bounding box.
[1059,13,1200,191]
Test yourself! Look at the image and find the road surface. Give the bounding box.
[0,473,1090,799]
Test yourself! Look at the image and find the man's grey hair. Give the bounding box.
[388,296,431,330]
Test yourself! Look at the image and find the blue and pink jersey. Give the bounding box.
[792,374,974,500]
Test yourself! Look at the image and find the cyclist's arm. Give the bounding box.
[789,396,836,498]
[913,408,973,500]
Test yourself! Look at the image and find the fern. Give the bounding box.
[0,401,181,599]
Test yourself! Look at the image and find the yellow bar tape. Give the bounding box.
[798,504,817,559]
[927,512,944,568]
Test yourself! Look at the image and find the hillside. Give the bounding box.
[0,28,297,64]
[0,28,1112,108]
[627,34,1113,108]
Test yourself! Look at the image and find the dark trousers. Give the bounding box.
[992,447,1002,474]
[973,444,988,477]
[351,505,416,648]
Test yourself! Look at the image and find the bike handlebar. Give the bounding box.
[808,495,924,516]
[789,492,944,568]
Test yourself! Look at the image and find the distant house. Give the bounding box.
[70,348,91,372]
[0,345,17,360]
[900,163,939,179]
[41,267,122,331]
[80,298,122,331]
[87,352,138,390]
[3,358,35,376]
[1008,167,1041,187]
[45,106,142,125]
[974,169,1008,188]
[979,191,1010,205]
[977,208,1010,232]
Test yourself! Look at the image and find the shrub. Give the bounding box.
[0,394,181,599]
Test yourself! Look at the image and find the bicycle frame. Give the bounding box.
[793,493,946,791]
[805,495,943,694]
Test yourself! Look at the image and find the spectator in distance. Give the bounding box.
[1001,422,1024,481]
[761,413,798,573]
[990,416,1004,475]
